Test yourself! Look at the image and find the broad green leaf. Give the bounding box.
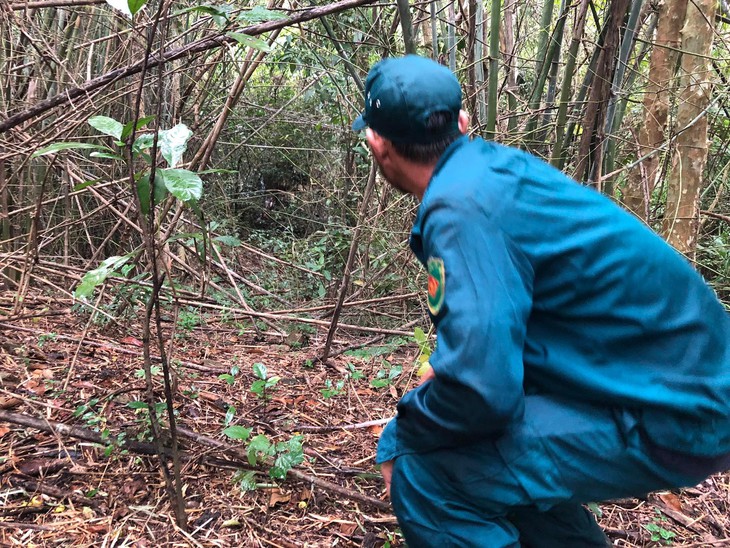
[223,425,252,441]
[159,123,192,168]
[252,362,267,380]
[226,32,272,53]
[32,142,107,157]
[121,115,155,141]
[89,116,124,140]
[414,327,427,345]
[74,255,130,300]
[238,6,286,23]
[104,0,131,17]
[271,450,304,478]
[127,0,146,15]
[127,401,148,410]
[90,152,124,160]
[158,169,203,202]
[136,173,168,215]
[134,133,155,152]
[247,434,271,466]
[251,379,267,395]
[224,405,236,426]
[270,436,304,478]
[213,235,241,247]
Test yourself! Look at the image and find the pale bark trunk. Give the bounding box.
[662,0,716,256]
[624,0,688,219]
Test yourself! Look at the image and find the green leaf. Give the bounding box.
[121,115,155,140]
[74,255,130,300]
[127,0,146,15]
[133,133,155,153]
[236,470,257,492]
[158,169,203,202]
[223,425,252,441]
[247,434,271,466]
[213,235,241,247]
[127,401,148,410]
[224,405,236,426]
[253,362,267,380]
[270,436,304,478]
[250,379,267,395]
[226,32,272,53]
[136,173,168,215]
[238,6,286,23]
[159,123,192,168]
[32,142,107,157]
[73,179,104,191]
[88,116,124,140]
[414,327,427,345]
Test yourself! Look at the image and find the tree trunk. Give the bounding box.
[623,0,689,219]
[574,0,631,186]
[662,0,716,257]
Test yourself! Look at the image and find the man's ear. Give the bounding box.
[366,128,391,164]
[458,110,469,134]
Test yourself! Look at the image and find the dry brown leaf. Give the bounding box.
[658,491,683,513]
[0,397,22,410]
[120,336,143,347]
[268,489,291,507]
[338,522,357,535]
[0,426,10,437]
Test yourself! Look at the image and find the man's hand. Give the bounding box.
[378,366,433,499]
[381,459,394,498]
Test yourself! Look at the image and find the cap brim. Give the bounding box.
[352,114,367,131]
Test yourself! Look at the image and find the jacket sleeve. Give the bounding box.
[377,198,533,462]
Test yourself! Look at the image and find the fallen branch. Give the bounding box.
[293,417,392,433]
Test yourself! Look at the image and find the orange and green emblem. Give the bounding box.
[427,257,445,315]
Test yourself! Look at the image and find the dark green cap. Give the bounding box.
[352,55,462,144]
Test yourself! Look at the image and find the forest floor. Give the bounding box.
[1,290,729,547]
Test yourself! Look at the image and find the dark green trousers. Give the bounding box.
[389,396,716,547]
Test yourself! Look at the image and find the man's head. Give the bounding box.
[352,55,468,197]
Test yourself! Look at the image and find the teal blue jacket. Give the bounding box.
[377,136,730,463]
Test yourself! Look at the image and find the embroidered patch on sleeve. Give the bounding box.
[427,257,445,315]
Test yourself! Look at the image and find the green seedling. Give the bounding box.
[320,378,345,399]
[218,364,240,386]
[370,361,403,389]
[250,362,280,400]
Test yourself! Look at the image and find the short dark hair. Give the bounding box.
[391,111,461,164]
